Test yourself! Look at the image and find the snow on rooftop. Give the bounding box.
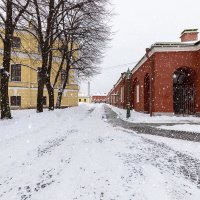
[181,29,198,35]
[92,93,107,96]
[152,41,196,47]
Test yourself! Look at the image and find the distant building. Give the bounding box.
[108,29,200,115]
[92,94,107,103]
[78,94,91,103]
[78,82,91,103]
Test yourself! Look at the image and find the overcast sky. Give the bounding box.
[80,0,200,95]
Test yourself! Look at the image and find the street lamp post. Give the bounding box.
[126,68,131,118]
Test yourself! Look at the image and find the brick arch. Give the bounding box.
[172,66,196,83]
[130,77,139,109]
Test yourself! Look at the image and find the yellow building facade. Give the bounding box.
[78,95,91,103]
[0,30,79,109]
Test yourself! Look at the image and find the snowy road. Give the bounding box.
[0,104,200,200]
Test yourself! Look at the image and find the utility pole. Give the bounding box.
[88,81,91,103]
[126,68,131,118]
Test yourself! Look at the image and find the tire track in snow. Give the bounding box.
[0,129,77,199]
[104,105,200,198]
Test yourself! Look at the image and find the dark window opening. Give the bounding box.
[11,96,21,106]
[11,64,21,81]
[12,36,21,48]
[79,99,81,102]
[84,99,86,102]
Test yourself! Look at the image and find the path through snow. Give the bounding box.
[0,104,200,200]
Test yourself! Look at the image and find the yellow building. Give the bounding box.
[78,95,91,103]
[0,29,79,109]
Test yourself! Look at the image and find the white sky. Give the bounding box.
[80,0,200,95]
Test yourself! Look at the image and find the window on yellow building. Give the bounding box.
[11,64,21,81]
[84,99,86,102]
[12,36,21,48]
[11,96,21,106]
[79,99,81,102]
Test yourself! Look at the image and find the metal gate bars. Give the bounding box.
[173,84,195,115]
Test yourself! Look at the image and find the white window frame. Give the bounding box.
[121,86,124,102]
[136,85,140,103]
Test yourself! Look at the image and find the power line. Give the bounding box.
[102,61,137,70]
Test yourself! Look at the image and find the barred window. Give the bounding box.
[12,37,21,48]
[11,64,21,81]
[11,96,21,106]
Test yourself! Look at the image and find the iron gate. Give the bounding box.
[173,84,195,115]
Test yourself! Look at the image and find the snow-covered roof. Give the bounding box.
[92,93,107,97]
[78,94,90,98]
[181,29,198,36]
[130,39,200,75]
[152,41,196,47]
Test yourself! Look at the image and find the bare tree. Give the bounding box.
[0,0,111,116]
[54,0,111,108]
[20,0,65,112]
[21,0,87,112]
[22,0,111,111]
[0,0,30,119]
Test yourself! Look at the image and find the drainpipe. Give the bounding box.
[146,48,153,117]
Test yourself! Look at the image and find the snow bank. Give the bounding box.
[108,104,200,124]
[157,124,200,133]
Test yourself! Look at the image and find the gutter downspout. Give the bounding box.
[146,48,153,117]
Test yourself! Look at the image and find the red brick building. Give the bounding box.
[108,29,200,115]
[92,95,107,103]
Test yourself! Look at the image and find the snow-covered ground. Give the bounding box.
[108,104,200,133]
[157,124,200,133]
[108,104,200,124]
[0,104,200,200]
[140,133,200,160]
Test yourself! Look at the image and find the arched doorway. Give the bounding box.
[173,67,195,115]
[144,74,150,113]
[131,78,138,109]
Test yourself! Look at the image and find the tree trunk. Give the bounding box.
[37,69,45,112]
[1,75,11,119]
[46,78,54,110]
[1,0,13,119]
[56,90,63,109]
[56,69,69,109]
[1,44,12,119]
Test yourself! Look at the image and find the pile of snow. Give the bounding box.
[157,124,200,133]
[108,104,200,124]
